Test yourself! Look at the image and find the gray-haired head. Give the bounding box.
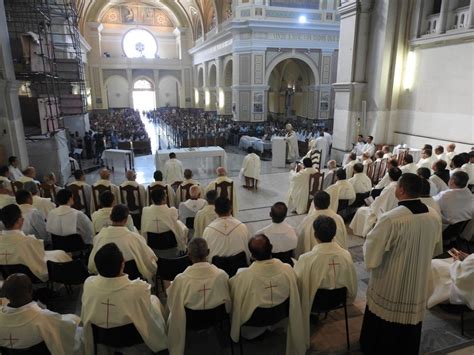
[187,237,209,263]
[23,181,39,195]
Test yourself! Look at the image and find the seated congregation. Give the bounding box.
[0,141,472,355]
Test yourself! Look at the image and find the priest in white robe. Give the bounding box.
[66,170,92,215]
[297,191,348,257]
[202,197,251,263]
[314,131,329,168]
[284,123,299,163]
[194,190,218,238]
[91,169,120,212]
[304,139,323,169]
[0,274,82,354]
[91,190,136,234]
[0,166,13,193]
[23,182,56,219]
[348,163,372,195]
[374,159,399,190]
[16,190,49,243]
[255,202,297,254]
[147,170,176,207]
[349,167,402,237]
[417,148,436,172]
[46,189,93,245]
[430,160,450,194]
[205,167,238,216]
[16,167,39,185]
[8,156,23,182]
[324,168,356,213]
[360,173,442,354]
[178,185,206,239]
[0,184,15,209]
[141,188,188,252]
[287,158,318,215]
[163,152,184,184]
[81,243,167,354]
[294,215,357,348]
[400,154,418,174]
[428,251,474,309]
[343,153,358,179]
[322,160,337,190]
[175,169,204,205]
[445,143,457,168]
[241,147,261,188]
[88,205,157,284]
[353,135,365,156]
[0,204,71,282]
[120,169,146,209]
[462,151,474,185]
[167,238,231,355]
[361,136,376,158]
[229,235,306,355]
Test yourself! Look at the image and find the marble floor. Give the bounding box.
[68,148,474,354]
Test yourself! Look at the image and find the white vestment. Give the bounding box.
[462,162,474,185]
[294,242,357,348]
[296,208,347,257]
[163,158,184,184]
[88,226,157,283]
[400,162,418,174]
[194,205,218,238]
[420,197,441,216]
[0,230,71,281]
[322,169,336,190]
[284,131,299,162]
[46,205,93,244]
[205,176,239,216]
[374,172,391,189]
[8,165,23,181]
[364,203,442,324]
[230,259,306,355]
[32,195,55,218]
[141,204,188,251]
[66,181,92,214]
[203,216,251,263]
[17,176,36,184]
[0,302,82,355]
[147,181,176,207]
[349,173,372,194]
[433,188,472,225]
[167,262,231,355]
[241,153,261,180]
[91,180,120,212]
[178,199,207,224]
[314,136,329,167]
[256,221,298,253]
[175,179,204,205]
[325,180,356,213]
[19,204,49,242]
[0,194,15,209]
[354,142,365,156]
[119,181,146,209]
[81,275,167,354]
[0,176,13,192]
[349,181,399,237]
[287,167,318,215]
[446,151,456,168]
[91,207,136,235]
[417,157,436,172]
[430,175,448,194]
[343,160,357,179]
[362,143,376,157]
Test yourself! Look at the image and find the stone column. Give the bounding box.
[153,69,160,108]
[436,0,449,34]
[0,1,28,166]
[86,22,105,109]
[469,0,474,28]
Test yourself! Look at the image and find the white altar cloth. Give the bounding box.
[155,147,227,171]
[101,149,135,172]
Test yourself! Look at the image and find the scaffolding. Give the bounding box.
[5,0,86,134]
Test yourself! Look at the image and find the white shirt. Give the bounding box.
[256,221,298,253]
[349,172,372,194]
[32,195,56,219]
[362,143,376,157]
[400,162,418,174]
[163,158,184,184]
[8,165,23,181]
[46,205,93,244]
[19,204,49,242]
[433,188,472,224]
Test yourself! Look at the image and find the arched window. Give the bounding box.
[134,79,153,90]
[123,29,158,59]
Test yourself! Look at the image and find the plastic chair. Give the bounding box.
[272,251,294,266]
[185,217,195,229]
[47,260,90,294]
[0,341,50,354]
[212,252,247,277]
[185,304,234,355]
[156,255,191,291]
[0,264,42,284]
[91,323,147,355]
[123,259,144,281]
[51,234,89,257]
[311,287,350,350]
[442,220,470,250]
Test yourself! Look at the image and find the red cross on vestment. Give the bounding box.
[101,298,115,328]
[328,259,340,288]
[3,333,19,348]
[265,281,278,306]
[198,284,211,309]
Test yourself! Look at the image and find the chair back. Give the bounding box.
[171,181,182,191]
[443,220,470,241]
[91,184,111,211]
[311,287,347,313]
[185,217,195,229]
[308,172,325,210]
[214,181,233,201]
[244,298,290,327]
[46,260,89,285]
[11,181,23,194]
[212,251,247,277]
[91,323,144,350]
[148,184,170,206]
[374,158,388,184]
[147,231,178,250]
[51,234,88,254]
[0,264,42,283]
[40,183,56,201]
[185,303,228,330]
[272,251,294,266]
[366,162,374,183]
[119,185,142,213]
[123,259,143,280]
[180,183,194,201]
[350,192,370,208]
[157,255,191,282]
[337,199,349,213]
[397,149,408,166]
[309,149,322,171]
[67,184,89,215]
[0,341,50,355]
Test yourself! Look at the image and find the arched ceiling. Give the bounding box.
[76,0,232,40]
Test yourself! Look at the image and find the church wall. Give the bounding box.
[105,75,130,108]
[158,76,180,107]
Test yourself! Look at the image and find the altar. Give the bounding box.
[102,149,135,172]
[155,146,227,171]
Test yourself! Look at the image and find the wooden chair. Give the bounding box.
[214,181,234,214]
[91,184,111,211]
[309,149,322,171]
[179,183,194,201]
[396,149,409,166]
[171,180,182,191]
[120,185,143,230]
[11,181,23,194]
[148,184,170,207]
[40,183,56,202]
[307,172,325,211]
[366,162,375,183]
[375,158,388,184]
[67,184,89,216]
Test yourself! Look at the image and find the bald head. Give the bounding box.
[189,185,201,199]
[216,167,227,177]
[125,170,136,181]
[248,234,273,261]
[99,168,111,180]
[327,160,337,169]
[3,274,33,307]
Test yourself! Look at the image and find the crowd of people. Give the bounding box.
[0,134,472,354]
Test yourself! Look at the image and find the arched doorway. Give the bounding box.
[132,78,156,112]
[267,57,318,119]
[222,60,233,114]
[195,67,205,108]
[208,64,217,110]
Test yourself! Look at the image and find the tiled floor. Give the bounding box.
[64,148,474,354]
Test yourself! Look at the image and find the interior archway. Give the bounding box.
[132,78,156,112]
[208,65,217,87]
